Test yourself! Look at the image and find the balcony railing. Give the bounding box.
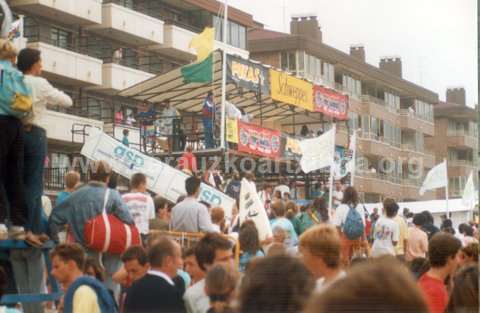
[447,129,477,138]
[398,109,434,123]
[448,159,475,167]
[44,167,89,191]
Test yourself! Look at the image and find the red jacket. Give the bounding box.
[178,151,197,172]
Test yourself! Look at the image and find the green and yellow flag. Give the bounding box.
[181,27,214,83]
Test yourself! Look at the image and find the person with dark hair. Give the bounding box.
[406,213,429,261]
[295,197,328,235]
[371,198,400,257]
[462,224,478,246]
[122,173,155,243]
[124,238,185,313]
[421,210,439,240]
[409,257,431,280]
[332,186,366,265]
[184,246,205,285]
[257,181,273,212]
[171,176,214,232]
[122,129,129,147]
[299,224,344,293]
[238,221,264,272]
[202,91,215,149]
[51,243,116,313]
[418,233,462,313]
[446,265,479,313]
[205,264,238,313]
[238,255,314,313]
[224,171,241,203]
[185,233,233,313]
[149,196,171,231]
[305,257,428,313]
[84,258,105,282]
[49,160,134,297]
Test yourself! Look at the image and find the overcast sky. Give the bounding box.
[228,0,478,106]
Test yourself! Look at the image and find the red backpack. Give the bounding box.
[83,189,141,254]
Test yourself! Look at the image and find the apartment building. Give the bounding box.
[8,0,252,191]
[248,16,439,202]
[426,88,478,199]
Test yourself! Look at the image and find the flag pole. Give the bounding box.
[350,129,357,187]
[328,124,337,213]
[219,0,228,150]
[445,158,449,217]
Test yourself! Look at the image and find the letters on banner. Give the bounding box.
[313,85,349,120]
[237,121,281,158]
[227,55,270,95]
[81,129,235,217]
[270,69,313,111]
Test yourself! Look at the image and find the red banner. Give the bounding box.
[237,121,281,158]
[313,85,349,120]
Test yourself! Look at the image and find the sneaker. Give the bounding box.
[8,226,26,240]
[25,231,43,247]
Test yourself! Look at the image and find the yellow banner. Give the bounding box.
[226,118,238,143]
[270,69,313,111]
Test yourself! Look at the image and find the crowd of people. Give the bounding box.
[0,38,478,313]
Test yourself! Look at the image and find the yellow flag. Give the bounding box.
[189,27,214,62]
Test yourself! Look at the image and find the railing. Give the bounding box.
[398,109,434,123]
[447,129,477,138]
[356,170,423,187]
[448,159,475,167]
[44,167,89,191]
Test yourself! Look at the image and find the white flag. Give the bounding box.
[299,125,336,173]
[462,171,476,207]
[239,178,272,241]
[419,160,448,195]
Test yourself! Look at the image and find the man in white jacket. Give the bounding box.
[13,48,72,313]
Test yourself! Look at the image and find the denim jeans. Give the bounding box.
[87,250,122,303]
[10,248,45,313]
[0,116,26,226]
[202,117,214,149]
[23,126,47,234]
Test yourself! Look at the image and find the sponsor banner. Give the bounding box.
[226,118,239,143]
[237,121,281,158]
[239,178,272,241]
[270,69,313,111]
[227,55,270,95]
[81,129,235,217]
[313,85,349,120]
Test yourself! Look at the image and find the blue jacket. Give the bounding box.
[48,182,134,244]
[63,276,117,313]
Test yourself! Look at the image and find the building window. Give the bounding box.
[213,16,246,49]
[280,51,297,74]
[50,27,72,50]
[322,61,334,85]
[342,74,362,97]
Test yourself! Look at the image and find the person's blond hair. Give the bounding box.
[299,224,341,268]
[65,171,81,190]
[0,39,17,60]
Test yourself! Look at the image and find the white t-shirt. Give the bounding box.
[332,190,344,207]
[122,192,155,235]
[333,204,366,228]
[371,216,399,257]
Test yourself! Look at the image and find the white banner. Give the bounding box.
[81,129,235,218]
[462,171,477,208]
[299,125,336,173]
[239,178,272,241]
[419,160,448,195]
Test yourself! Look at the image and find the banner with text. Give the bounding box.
[227,55,270,95]
[313,85,349,120]
[270,69,313,111]
[237,121,281,158]
[81,129,235,217]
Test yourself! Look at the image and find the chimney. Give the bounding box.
[350,45,365,62]
[290,15,322,42]
[446,87,466,106]
[379,57,402,78]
